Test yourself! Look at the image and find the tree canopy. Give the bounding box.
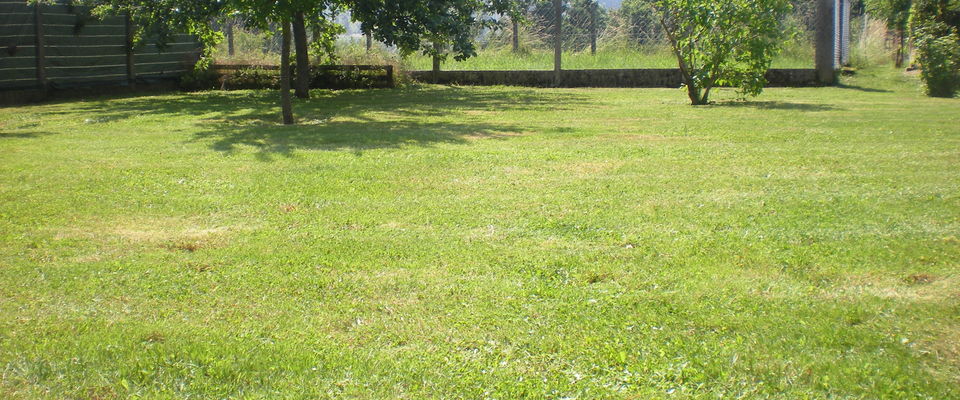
[655,0,793,105]
[83,0,515,123]
[349,0,514,61]
[909,0,960,96]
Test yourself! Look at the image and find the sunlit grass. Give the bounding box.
[0,68,957,398]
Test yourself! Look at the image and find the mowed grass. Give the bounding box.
[0,68,959,399]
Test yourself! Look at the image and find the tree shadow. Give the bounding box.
[712,100,839,112]
[836,83,893,93]
[0,131,57,139]
[45,87,590,159]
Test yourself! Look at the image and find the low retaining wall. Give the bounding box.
[410,69,821,88]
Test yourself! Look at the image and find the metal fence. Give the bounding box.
[0,0,200,91]
[207,0,852,80]
[441,0,853,71]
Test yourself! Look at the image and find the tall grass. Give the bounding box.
[403,44,814,71]
[403,47,675,70]
[850,16,898,68]
[211,26,280,65]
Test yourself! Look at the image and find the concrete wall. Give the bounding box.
[410,69,822,88]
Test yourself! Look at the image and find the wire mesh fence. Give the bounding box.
[404,0,818,70]
[211,1,820,72]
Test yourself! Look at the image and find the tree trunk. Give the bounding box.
[432,42,442,74]
[681,74,712,105]
[125,14,135,89]
[700,85,713,105]
[686,85,703,105]
[894,29,904,68]
[366,32,372,52]
[280,21,295,125]
[292,11,310,99]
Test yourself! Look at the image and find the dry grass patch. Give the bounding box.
[559,161,624,178]
[831,273,960,302]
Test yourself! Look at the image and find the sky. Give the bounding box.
[598,0,623,8]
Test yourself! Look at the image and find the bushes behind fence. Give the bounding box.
[179,64,395,91]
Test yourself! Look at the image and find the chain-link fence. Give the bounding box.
[209,1,884,74]
[210,3,813,71]
[403,0,819,70]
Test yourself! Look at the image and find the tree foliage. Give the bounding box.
[349,0,514,62]
[566,0,607,50]
[865,0,913,66]
[654,0,792,105]
[85,0,225,65]
[867,0,914,31]
[84,0,514,123]
[616,0,660,44]
[909,0,960,97]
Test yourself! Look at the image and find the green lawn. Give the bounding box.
[1,68,958,399]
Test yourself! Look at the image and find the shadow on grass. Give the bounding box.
[712,100,838,111]
[836,83,893,93]
[39,87,590,159]
[0,131,56,139]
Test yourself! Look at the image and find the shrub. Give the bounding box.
[909,0,960,97]
[178,68,220,92]
[655,0,794,105]
[913,29,960,96]
[212,65,395,91]
[310,67,393,89]
[223,67,280,90]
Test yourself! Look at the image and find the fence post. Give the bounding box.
[553,0,562,86]
[512,17,519,53]
[835,0,849,67]
[815,0,836,85]
[590,0,597,55]
[227,21,235,56]
[385,65,394,88]
[33,2,46,91]
[125,14,136,88]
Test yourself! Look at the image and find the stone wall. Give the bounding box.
[410,69,822,88]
